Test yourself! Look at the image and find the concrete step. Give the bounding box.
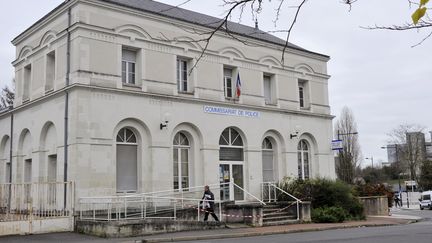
[262,204,280,208]
[263,215,297,222]
[262,219,299,227]
[262,208,286,214]
[262,211,293,218]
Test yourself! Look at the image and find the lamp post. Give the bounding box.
[381,144,403,207]
[365,157,374,168]
[337,131,358,141]
[336,130,358,183]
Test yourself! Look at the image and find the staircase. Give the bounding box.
[262,203,299,226]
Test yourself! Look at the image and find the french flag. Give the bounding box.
[236,73,241,98]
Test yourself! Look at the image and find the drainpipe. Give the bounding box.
[9,109,13,183]
[8,107,13,212]
[63,4,72,210]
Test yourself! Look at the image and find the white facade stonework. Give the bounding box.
[0,0,335,203]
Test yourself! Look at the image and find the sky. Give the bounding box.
[0,0,431,167]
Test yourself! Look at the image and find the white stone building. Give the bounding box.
[0,0,335,204]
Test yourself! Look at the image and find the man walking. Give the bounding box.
[200,185,219,222]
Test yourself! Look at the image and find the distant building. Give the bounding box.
[384,131,432,164]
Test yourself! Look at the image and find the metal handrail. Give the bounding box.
[79,182,228,200]
[261,182,302,220]
[232,182,266,205]
[141,183,224,196]
[261,182,302,202]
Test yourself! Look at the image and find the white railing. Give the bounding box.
[0,182,74,222]
[261,182,302,220]
[79,195,223,221]
[79,182,265,221]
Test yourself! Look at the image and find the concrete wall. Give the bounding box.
[0,217,73,236]
[359,196,389,216]
[75,219,224,238]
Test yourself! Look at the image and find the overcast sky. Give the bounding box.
[1,0,431,167]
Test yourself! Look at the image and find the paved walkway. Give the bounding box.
[129,216,417,243]
[0,215,419,243]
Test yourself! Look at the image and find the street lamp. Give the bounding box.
[381,144,404,207]
[337,131,358,140]
[365,157,374,168]
[381,145,401,191]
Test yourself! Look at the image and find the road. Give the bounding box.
[185,221,432,243]
[185,208,432,243]
[393,207,432,220]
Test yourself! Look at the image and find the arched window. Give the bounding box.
[0,136,10,183]
[219,127,244,201]
[262,137,275,182]
[116,128,138,193]
[116,128,137,143]
[219,127,243,161]
[173,132,190,191]
[297,140,310,180]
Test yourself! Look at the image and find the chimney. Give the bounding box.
[255,19,259,29]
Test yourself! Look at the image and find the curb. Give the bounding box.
[132,220,416,243]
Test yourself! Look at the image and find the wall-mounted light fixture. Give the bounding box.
[290,125,301,139]
[160,112,171,130]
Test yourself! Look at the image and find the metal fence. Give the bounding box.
[0,182,74,222]
[79,195,223,221]
[79,182,265,221]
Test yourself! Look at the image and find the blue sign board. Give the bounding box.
[203,105,260,118]
[331,140,343,150]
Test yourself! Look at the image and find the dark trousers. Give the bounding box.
[204,208,219,222]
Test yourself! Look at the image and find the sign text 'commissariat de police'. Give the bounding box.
[203,105,260,118]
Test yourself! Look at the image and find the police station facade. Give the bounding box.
[0,0,335,202]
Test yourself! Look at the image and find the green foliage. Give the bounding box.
[412,0,429,24]
[419,160,432,191]
[361,166,388,184]
[312,206,347,223]
[278,178,365,221]
[355,183,394,208]
[382,162,402,180]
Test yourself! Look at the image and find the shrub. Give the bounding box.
[355,183,394,208]
[312,206,347,223]
[277,177,365,221]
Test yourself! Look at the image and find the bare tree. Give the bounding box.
[161,0,431,71]
[334,106,362,184]
[387,124,427,182]
[0,83,14,110]
[419,160,432,190]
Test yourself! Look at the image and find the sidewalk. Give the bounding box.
[393,204,420,210]
[128,216,418,243]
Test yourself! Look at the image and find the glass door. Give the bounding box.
[219,164,244,201]
[219,164,230,201]
[232,165,244,200]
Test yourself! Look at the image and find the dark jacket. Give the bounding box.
[200,190,215,209]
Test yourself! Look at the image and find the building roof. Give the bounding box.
[103,0,328,58]
[12,0,328,58]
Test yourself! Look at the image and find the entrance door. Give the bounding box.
[116,128,138,193]
[116,144,137,192]
[219,164,244,201]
